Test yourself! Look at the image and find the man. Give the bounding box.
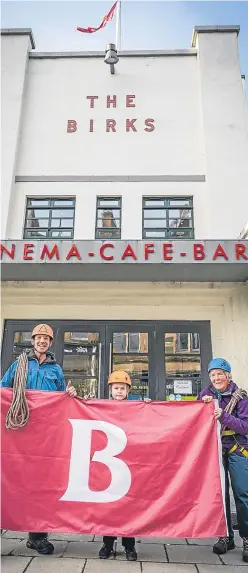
[198,358,248,563]
[1,323,77,555]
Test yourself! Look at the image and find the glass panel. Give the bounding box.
[165,355,201,376]
[13,331,33,359]
[27,199,50,207]
[63,354,98,376]
[144,230,166,238]
[98,199,120,207]
[64,331,99,345]
[26,218,49,228]
[165,333,200,354]
[26,209,50,218]
[96,229,120,238]
[112,355,149,399]
[169,218,192,228]
[113,332,148,353]
[169,199,191,207]
[51,230,73,238]
[143,219,167,228]
[168,229,193,238]
[143,209,166,218]
[97,218,120,228]
[51,218,74,228]
[64,376,98,398]
[53,200,75,206]
[168,209,191,219]
[98,209,120,218]
[144,199,165,207]
[51,209,74,218]
[24,230,48,238]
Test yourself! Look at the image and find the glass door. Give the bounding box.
[155,322,212,401]
[106,324,156,400]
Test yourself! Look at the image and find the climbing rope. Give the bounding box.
[5,351,29,430]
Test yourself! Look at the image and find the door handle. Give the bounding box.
[98,342,102,399]
[109,342,112,375]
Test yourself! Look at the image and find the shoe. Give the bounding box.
[243,537,248,563]
[213,536,235,555]
[26,537,54,555]
[99,544,113,559]
[125,547,138,561]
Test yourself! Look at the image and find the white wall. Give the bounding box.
[1,34,32,238]
[16,55,204,177]
[195,31,248,239]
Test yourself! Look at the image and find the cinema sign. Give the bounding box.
[1,241,247,282]
[0,240,247,263]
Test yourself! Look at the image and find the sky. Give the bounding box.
[1,1,248,82]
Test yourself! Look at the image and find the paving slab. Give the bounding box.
[2,531,28,539]
[198,566,247,572]
[142,565,197,573]
[117,542,168,562]
[1,556,32,573]
[186,538,217,546]
[137,538,187,545]
[1,538,23,555]
[49,532,94,542]
[166,545,221,564]
[63,541,102,558]
[11,539,67,558]
[84,559,141,572]
[220,547,247,566]
[24,557,86,572]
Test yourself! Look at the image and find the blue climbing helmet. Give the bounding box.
[208,358,231,373]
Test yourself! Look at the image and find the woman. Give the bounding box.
[198,358,248,563]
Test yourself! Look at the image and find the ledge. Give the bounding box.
[192,25,240,47]
[30,49,197,59]
[1,28,35,49]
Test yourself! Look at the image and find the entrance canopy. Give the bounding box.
[1,240,247,282]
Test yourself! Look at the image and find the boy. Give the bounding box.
[99,370,138,561]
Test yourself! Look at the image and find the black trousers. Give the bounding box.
[28,532,48,540]
[103,535,135,549]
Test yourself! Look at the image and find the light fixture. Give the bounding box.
[104,43,119,74]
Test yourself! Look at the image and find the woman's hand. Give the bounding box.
[144,397,152,403]
[202,395,213,403]
[66,380,77,397]
[214,407,223,420]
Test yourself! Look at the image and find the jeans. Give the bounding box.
[223,452,248,539]
[103,536,135,549]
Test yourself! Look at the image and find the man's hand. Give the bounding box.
[202,395,213,403]
[214,407,223,420]
[143,397,152,403]
[66,380,77,398]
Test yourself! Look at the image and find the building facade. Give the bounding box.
[1,26,248,398]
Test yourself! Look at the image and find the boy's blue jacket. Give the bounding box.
[0,349,66,392]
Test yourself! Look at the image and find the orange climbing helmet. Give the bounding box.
[108,370,131,386]
[31,324,54,340]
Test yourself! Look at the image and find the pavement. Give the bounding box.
[1,531,247,573]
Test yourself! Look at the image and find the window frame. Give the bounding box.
[23,197,76,240]
[95,196,122,240]
[142,196,194,240]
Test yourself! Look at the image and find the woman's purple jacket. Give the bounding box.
[198,381,248,452]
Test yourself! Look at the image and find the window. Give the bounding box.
[143,197,194,239]
[23,198,75,239]
[95,197,121,239]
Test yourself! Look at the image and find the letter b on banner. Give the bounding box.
[60,420,131,503]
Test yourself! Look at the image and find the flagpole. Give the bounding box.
[115,0,121,51]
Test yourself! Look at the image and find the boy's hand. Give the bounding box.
[144,397,152,403]
[202,395,213,403]
[66,380,77,397]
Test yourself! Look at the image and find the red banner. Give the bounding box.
[1,389,227,537]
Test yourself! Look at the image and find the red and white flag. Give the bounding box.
[77,2,117,34]
[1,389,227,537]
